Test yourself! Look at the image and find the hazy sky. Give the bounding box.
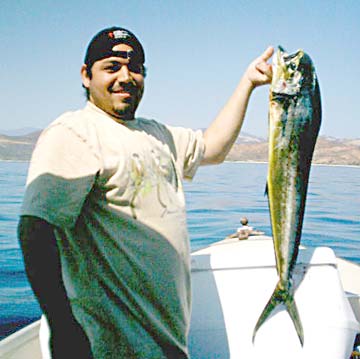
[1,0,359,138]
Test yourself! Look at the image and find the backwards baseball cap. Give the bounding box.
[84,26,145,69]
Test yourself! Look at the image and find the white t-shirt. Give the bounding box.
[21,102,205,358]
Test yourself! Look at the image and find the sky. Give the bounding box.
[0,0,359,139]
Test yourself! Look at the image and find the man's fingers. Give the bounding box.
[256,62,273,78]
[259,46,274,62]
[255,47,273,81]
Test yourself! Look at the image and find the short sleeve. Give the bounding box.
[21,123,100,228]
[166,127,205,180]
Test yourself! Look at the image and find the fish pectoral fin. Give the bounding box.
[252,282,304,346]
[264,182,268,197]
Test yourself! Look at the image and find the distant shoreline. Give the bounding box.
[1,159,359,168]
[0,160,29,163]
[1,132,359,166]
[224,160,360,168]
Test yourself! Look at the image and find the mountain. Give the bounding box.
[0,127,41,136]
[0,130,42,161]
[226,135,360,166]
[0,129,359,166]
[235,132,265,144]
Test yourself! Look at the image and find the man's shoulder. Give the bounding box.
[135,117,189,135]
[51,106,90,127]
[135,118,203,143]
[39,106,99,144]
[136,117,162,127]
[136,117,178,140]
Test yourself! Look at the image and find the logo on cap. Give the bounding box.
[108,30,130,40]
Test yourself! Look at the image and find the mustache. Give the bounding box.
[110,82,137,94]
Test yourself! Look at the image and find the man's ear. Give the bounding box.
[81,64,90,89]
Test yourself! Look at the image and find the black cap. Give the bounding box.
[84,27,145,69]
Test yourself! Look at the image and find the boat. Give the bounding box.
[189,235,360,358]
[1,234,360,358]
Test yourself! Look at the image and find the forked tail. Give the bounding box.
[252,282,304,346]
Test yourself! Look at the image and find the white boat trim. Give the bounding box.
[0,320,41,358]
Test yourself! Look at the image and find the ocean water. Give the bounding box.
[0,161,359,339]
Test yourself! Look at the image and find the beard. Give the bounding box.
[112,86,144,121]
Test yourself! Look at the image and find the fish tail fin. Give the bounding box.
[285,291,304,346]
[252,284,281,343]
[252,282,304,346]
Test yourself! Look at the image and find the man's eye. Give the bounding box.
[105,64,121,72]
[128,63,142,74]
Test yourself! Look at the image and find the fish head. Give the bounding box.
[271,46,317,96]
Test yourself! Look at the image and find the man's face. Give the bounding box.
[81,43,144,121]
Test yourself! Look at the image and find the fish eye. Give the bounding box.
[289,62,297,71]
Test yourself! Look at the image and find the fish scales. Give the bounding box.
[253,46,321,345]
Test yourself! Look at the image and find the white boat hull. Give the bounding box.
[189,236,360,358]
[1,235,360,358]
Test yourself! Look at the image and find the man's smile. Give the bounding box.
[111,90,131,98]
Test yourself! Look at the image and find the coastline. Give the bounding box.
[1,132,359,167]
[224,160,360,169]
[1,159,359,168]
[0,160,29,163]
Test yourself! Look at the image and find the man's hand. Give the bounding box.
[245,46,274,89]
[201,46,274,165]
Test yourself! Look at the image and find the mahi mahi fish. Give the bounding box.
[252,46,321,345]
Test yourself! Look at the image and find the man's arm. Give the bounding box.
[201,46,274,165]
[18,216,93,358]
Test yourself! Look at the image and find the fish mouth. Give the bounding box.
[277,46,303,63]
[271,46,305,96]
[283,51,302,62]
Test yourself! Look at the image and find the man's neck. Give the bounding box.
[87,101,136,124]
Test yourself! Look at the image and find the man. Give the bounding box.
[18,26,273,358]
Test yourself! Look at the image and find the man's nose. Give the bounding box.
[116,65,132,83]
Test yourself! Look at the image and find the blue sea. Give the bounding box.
[0,161,359,339]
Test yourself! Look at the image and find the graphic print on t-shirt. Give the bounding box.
[128,150,179,219]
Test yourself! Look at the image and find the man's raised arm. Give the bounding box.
[202,46,274,165]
